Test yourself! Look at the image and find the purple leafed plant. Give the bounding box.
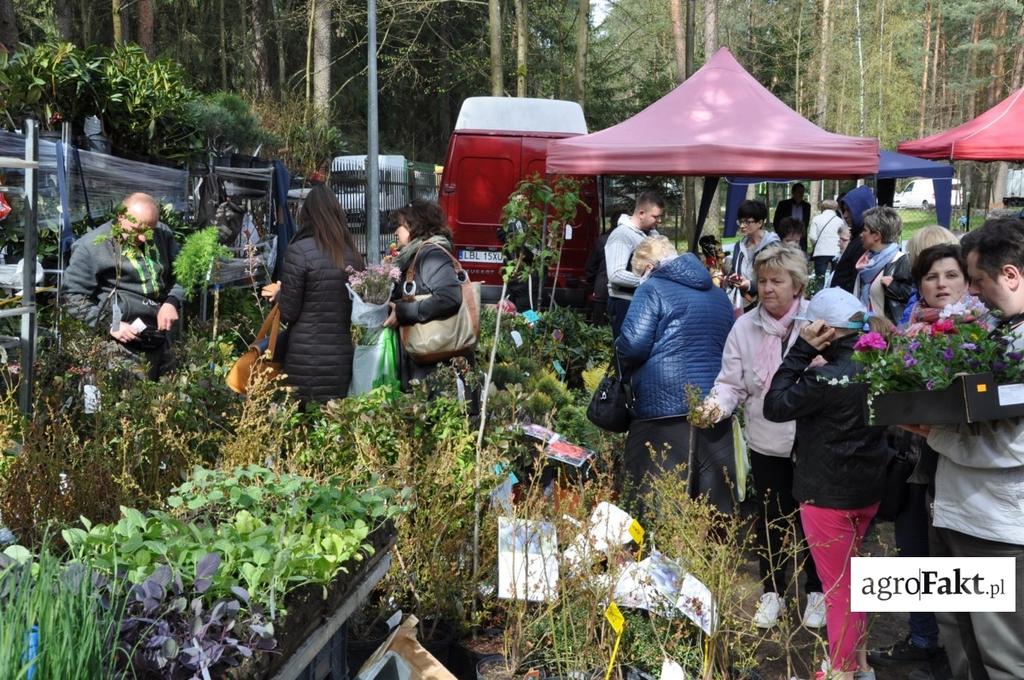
[118,554,276,679]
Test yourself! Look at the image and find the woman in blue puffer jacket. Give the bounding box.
[616,236,736,513]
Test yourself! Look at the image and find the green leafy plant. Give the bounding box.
[174,227,233,299]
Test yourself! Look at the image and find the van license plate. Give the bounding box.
[459,249,504,264]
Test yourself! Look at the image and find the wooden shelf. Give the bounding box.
[0,157,38,170]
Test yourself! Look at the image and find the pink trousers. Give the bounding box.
[800,502,879,673]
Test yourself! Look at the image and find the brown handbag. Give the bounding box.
[399,246,480,365]
[226,305,284,394]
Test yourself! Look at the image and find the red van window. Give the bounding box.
[458,156,517,226]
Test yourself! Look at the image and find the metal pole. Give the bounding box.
[20,120,38,416]
[366,0,380,264]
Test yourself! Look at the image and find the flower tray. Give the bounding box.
[868,372,1024,425]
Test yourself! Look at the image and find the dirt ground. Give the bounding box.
[743,521,949,680]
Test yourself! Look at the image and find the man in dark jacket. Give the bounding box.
[63,193,184,379]
[616,236,735,514]
[829,185,877,293]
[584,231,610,325]
[773,183,811,252]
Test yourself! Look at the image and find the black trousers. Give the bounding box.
[623,416,735,516]
[929,526,1024,680]
[812,255,834,278]
[750,450,822,595]
[607,297,631,341]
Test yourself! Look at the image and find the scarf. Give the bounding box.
[753,297,802,386]
[855,242,899,306]
[394,234,454,271]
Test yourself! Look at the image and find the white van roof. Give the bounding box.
[331,154,407,171]
[455,97,588,134]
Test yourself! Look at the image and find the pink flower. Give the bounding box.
[853,332,887,352]
[931,318,956,335]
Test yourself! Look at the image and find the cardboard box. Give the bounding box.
[868,372,1024,425]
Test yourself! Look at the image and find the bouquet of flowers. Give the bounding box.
[346,263,400,328]
[851,299,1024,403]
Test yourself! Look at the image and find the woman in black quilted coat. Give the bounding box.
[384,200,462,389]
[278,184,364,403]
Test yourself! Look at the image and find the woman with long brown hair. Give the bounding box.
[277,183,365,402]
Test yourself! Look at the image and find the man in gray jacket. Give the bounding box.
[914,217,1024,679]
[62,192,184,379]
[604,191,663,339]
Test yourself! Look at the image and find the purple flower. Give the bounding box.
[926,380,936,390]
[908,340,921,352]
[903,354,918,368]
[552,329,564,342]
[960,342,977,351]
[942,347,955,361]
[994,361,1007,373]
[1009,351,1023,362]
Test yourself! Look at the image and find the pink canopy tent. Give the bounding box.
[898,88,1024,161]
[546,48,880,178]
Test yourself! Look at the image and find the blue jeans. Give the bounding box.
[894,482,940,649]
[607,296,631,341]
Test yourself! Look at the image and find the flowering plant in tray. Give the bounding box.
[347,262,400,346]
[851,299,1024,406]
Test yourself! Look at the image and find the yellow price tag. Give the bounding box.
[628,519,645,546]
[604,602,624,635]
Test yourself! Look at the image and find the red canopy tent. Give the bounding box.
[546,48,880,178]
[897,88,1024,161]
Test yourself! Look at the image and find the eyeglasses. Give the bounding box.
[737,218,762,226]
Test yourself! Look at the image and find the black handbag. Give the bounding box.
[876,447,915,521]
[586,354,632,433]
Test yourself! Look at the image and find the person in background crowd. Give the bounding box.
[809,199,845,279]
[617,236,735,514]
[823,225,853,289]
[764,288,894,680]
[853,206,912,324]
[776,217,807,249]
[697,234,728,288]
[605,192,664,339]
[584,230,610,325]
[773,182,811,252]
[384,200,464,389]
[275,184,364,403]
[63,192,184,380]
[728,200,780,313]
[830,186,877,293]
[898,225,961,326]
[909,218,1024,680]
[701,244,825,631]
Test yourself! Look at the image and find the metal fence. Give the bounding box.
[327,159,439,259]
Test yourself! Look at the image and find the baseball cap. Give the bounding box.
[794,288,867,329]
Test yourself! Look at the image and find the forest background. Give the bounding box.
[2,0,1023,236]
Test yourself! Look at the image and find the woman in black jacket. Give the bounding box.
[763,287,893,680]
[277,184,364,403]
[384,200,463,389]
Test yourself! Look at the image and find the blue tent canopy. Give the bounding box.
[722,151,955,237]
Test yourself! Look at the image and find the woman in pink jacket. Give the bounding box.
[701,243,825,630]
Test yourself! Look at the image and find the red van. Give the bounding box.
[439,97,600,305]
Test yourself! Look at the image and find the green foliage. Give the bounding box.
[500,174,587,283]
[174,227,233,299]
[0,42,101,130]
[189,91,271,155]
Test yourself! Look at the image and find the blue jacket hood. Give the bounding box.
[650,253,712,291]
[840,186,876,229]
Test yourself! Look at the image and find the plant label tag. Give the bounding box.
[661,658,686,680]
[553,360,566,377]
[511,330,524,347]
[130,317,147,333]
[628,519,645,546]
[998,383,1024,406]
[83,384,100,414]
[604,602,624,634]
[565,224,573,240]
[385,610,403,630]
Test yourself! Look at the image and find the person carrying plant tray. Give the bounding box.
[63,192,184,380]
[902,217,1024,680]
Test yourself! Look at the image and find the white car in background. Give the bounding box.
[893,178,963,210]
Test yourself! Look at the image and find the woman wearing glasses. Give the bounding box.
[727,200,780,313]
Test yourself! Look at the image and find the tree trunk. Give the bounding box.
[703,0,717,56]
[854,0,865,135]
[313,0,332,115]
[669,0,685,83]
[918,1,932,137]
[220,0,228,89]
[994,13,1024,208]
[0,0,17,50]
[573,0,588,106]
[683,0,696,248]
[814,0,831,123]
[930,10,941,129]
[305,0,315,109]
[137,0,155,58]
[967,17,981,118]
[515,0,528,96]
[54,0,74,41]
[271,0,287,96]
[489,0,503,95]
[111,0,123,44]
[249,0,273,99]
[990,10,1008,107]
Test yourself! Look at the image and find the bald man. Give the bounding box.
[63,193,185,379]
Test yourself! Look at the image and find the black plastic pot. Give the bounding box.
[346,620,391,677]
[476,654,515,680]
[418,618,456,667]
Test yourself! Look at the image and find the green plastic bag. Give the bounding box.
[349,328,400,396]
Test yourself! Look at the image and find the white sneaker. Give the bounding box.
[802,591,827,629]
[753,592,783,628]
